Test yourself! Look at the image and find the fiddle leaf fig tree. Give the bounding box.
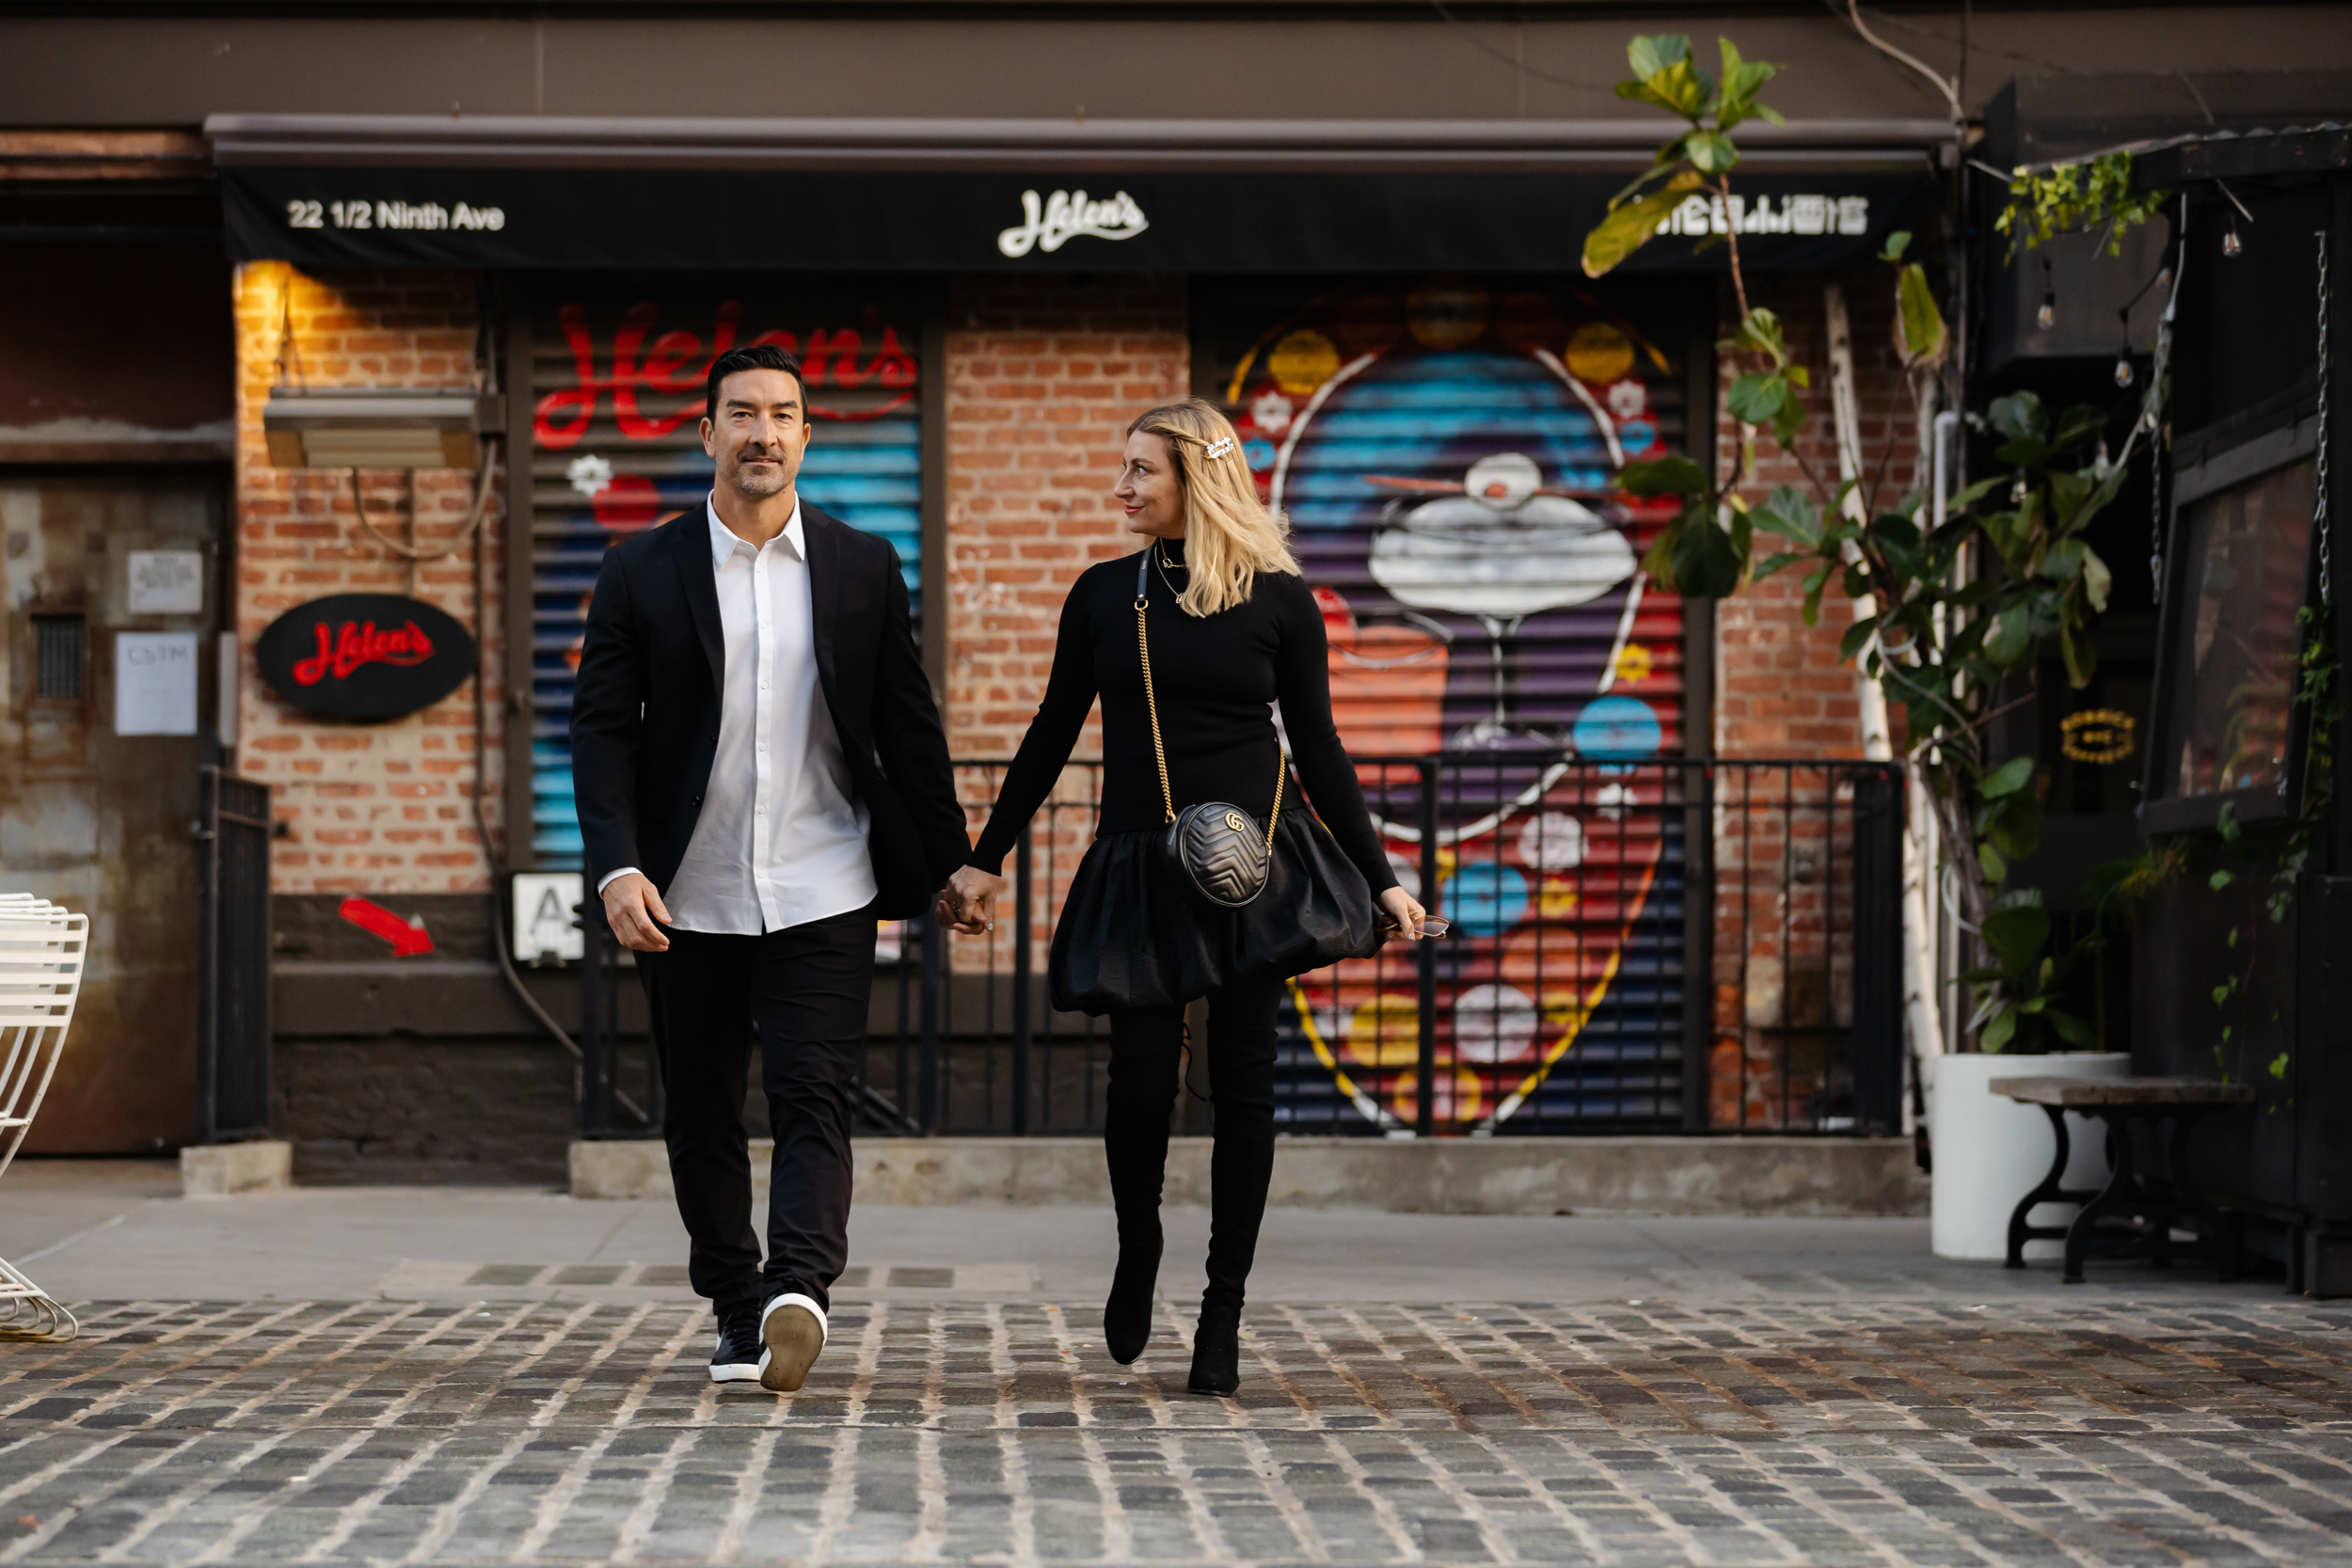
[1585,31,2158,1049]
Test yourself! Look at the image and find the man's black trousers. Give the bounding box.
[636,911,873,1313]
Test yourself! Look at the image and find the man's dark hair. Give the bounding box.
[704,343,807,423]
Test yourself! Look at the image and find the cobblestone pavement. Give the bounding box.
[3,1295,2352,1565]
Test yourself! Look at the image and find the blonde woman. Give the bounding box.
[944,398,1425,1394]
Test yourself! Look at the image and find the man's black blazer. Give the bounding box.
[569,499,969,922]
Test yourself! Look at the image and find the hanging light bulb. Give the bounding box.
[2096,436,2111,468]
[2036,257,2057,330]
[2010,470,2029,504]
[2115,354,2136,388]
[2223,224,2244,258]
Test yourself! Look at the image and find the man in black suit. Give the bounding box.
[572,343,969,1392]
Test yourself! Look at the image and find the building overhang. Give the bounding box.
[205,114,1952,275]
[205,113,1957,177]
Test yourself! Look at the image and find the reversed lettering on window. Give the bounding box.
[1659,194,1871,238]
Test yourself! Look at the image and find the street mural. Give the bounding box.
[1206,276,1688,1132]
[526,290,925,869]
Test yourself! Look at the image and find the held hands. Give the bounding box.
[936,864,1006,936]
[1379,885,1430,941]
[601,872,674,953]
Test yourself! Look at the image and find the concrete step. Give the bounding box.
[570,1135,1926,1217]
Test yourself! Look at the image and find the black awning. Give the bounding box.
[221,164,1933,274]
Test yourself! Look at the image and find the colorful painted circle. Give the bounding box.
[1267,329,1342,395]
[1242,438,1277,471]
[1565,321,1636,385]
[1571,695,1662,762]
[1440,862,1530,939]
[1453,983,1540,1064]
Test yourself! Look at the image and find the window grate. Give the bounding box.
[33,615,84,701]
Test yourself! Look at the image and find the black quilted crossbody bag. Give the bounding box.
[1135,552,1287,911]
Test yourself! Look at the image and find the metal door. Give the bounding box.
[1,472,223,1151]
[523,279,928,869]
[1196,277,1695,1132]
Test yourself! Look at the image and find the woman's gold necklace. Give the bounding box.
[1153,542,1187,597]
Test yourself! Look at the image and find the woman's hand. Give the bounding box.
[1378,885,1428,941]
[937,864,1007,936]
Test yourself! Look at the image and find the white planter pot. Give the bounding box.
[1928,1052,2129,1261]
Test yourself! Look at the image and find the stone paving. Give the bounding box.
[4,1294,2352,1564]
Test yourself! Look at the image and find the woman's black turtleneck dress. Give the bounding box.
[965,540,1399,1340]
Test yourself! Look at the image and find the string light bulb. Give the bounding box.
[2036,257,2057,330]
[2223,224,2244,258]
[2010,470,2029,504]
[2115,354,2136,388]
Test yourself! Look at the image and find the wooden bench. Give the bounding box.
[1990,1076,2256,1285]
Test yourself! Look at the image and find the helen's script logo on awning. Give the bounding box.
[996,189,1150,258]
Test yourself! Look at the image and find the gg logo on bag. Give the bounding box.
[1224,811,1247,832]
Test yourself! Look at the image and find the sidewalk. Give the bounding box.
[1,1160,2348,1565]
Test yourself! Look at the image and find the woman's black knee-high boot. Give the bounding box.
[1103,1011,1181,1364]
[1191,979,1281,1396]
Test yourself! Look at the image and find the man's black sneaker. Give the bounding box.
[710,1299,763,1385]
[758,1291,829,1393]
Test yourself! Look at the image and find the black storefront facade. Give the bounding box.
[195,112,1947,1174]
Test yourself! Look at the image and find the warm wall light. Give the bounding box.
[262,388,501,469]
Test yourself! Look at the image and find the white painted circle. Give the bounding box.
[1453,983,1539,1064]
[1516,812,1584,871]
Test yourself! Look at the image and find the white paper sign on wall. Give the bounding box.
[126,550,205,615]
[512,871,585,962]
[115,631,200,736]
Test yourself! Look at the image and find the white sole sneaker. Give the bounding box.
[710,1360,762,1384]
[757,1292,828,1393]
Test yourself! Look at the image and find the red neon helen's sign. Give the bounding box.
[292,619,437,686]
[533,300,917,449]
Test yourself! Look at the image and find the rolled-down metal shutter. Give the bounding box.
[525,282,924,867]
[1197,276,1693,1132]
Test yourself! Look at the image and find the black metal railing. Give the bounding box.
[197,768,273,1144]
[576,754,1904,1140]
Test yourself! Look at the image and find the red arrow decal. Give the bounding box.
[338,896,435,958]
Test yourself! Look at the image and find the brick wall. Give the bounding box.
[231,262,503,895]
[1713,275,1923,761]
[1707,274,1925,1128]
[941,276,1189,973]
[943,275,1189,758]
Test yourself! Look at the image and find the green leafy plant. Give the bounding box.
[1584,31,2162,1049]
[1996,150,2170,261]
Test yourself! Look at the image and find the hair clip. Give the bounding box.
[1203,436,1234,460]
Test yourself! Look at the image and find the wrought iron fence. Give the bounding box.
[578,754,1908,1141]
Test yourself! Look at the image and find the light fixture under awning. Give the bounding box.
[262,388,502,470]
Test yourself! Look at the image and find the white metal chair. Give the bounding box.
[0,903,88,1341]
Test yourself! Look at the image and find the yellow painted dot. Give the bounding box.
[1266,329,1342,395]
[1565,321,1635,385]
[1344,993,1422,1068]
[1406,277,1489,349]
[1538,878,1580,920]
[1613,642,1654,686]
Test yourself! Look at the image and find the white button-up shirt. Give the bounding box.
[596,496,876,934]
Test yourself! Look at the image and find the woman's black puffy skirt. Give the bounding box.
[1050,809,1385,1016]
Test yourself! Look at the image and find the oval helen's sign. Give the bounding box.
[256,594,477,721]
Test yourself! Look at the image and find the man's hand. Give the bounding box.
[601,872,674,953]
[936,864,1006,936]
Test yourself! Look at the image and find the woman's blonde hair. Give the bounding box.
[1126,397,1299,617]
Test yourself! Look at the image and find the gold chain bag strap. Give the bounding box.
[1136,551,1286,911]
